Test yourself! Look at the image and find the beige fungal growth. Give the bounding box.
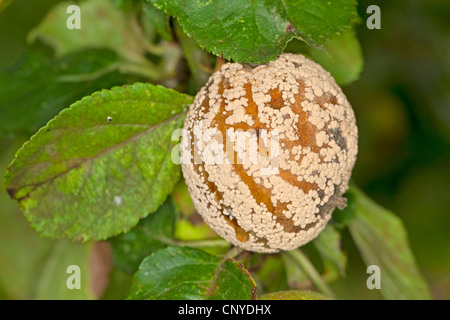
[180,53,358,253]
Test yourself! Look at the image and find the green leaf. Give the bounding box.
[1,141,113,300]
[346,185,432,300]
[259,290,332,300]
[282,253,308,289]
[0,49,127,136]
[127,246,256,300]
[32,240,96,300]
[150,0,358,63]
[28,0,181,81]
[282,0,359,48]
[307,28,363,86]
[111,0,141,13]
[142,1,173,41]
[110,197,178,273]
[283,249,335,298]
[174,21,212,94]
[313,224,347,280]
[285,27,363,86]
[31,240,113,300]
[100,266,133,300]
[4,82,193,241]
[0,0,12,12]
[0,139,53,299]
[28,0,143,59]
[254,255,289,294]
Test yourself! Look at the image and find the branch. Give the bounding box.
[283,249,335,299]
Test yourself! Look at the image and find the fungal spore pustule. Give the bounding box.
[181,53,358,253]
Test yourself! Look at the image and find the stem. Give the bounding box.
[173,239,231,248]
[117,61,162,80]
[154,234,231,249]
[284,249,335,299]
[222,246,244,260]
[55,63,120,82]
[129,13,165,56]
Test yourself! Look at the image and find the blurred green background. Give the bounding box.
[345,0,450,299]
[0,0,448,299]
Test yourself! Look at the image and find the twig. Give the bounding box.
[153,234,231,249]
[283,249,335,299]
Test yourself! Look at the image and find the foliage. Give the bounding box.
[0,0,442,300]
[344,185,431,299]
[150,0,359,63]
[127,246,256,300]
[4,83,192,241]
